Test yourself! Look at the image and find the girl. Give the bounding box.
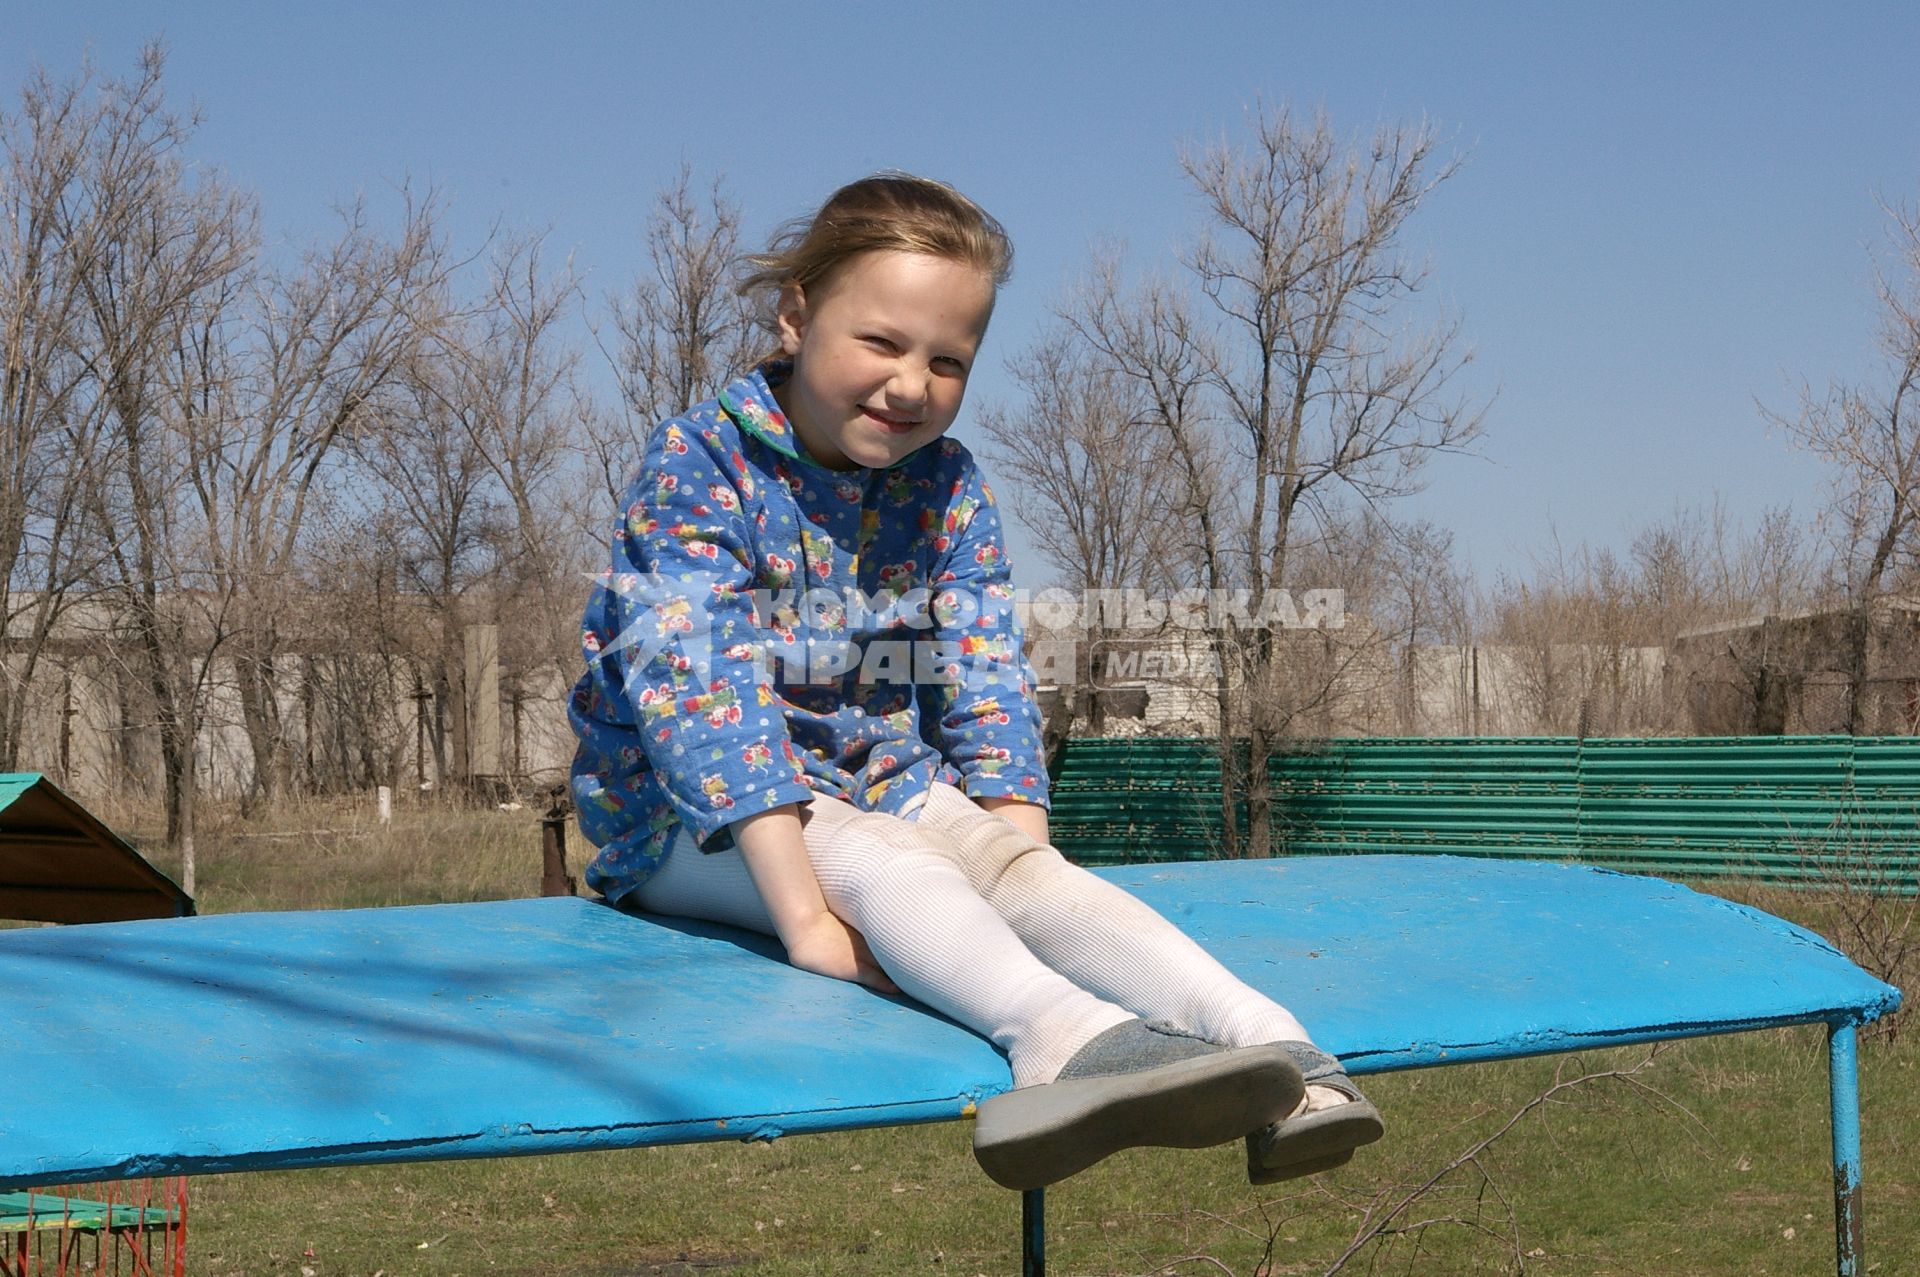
[570,173,1381,1190]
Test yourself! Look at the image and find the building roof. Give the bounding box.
[0,774,194,923]
[1674,593,1920,642]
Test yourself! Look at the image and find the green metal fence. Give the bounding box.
[1048,736,1920,890]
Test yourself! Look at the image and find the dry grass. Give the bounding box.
[120,788,593,915]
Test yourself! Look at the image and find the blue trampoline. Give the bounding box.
[0,856,1899,1275]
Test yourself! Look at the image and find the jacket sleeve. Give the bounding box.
[593,417,814,847]
[918,460,1051,808]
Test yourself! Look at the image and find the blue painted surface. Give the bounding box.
[0,855,1899,1188]
[1108,857,1900,1069]
[1828,1024,1863,1277]
[1022,1189,1045,1277]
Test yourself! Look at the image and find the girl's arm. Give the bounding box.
[733,805,897,994]
[919,456,1052,810]
[975,795,1049,845]
[600,419,815,850]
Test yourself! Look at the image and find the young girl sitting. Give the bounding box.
[569,172,1382,1190]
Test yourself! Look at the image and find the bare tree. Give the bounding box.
[1738,504,1821,617]
[599,164,758,499]
[1055,256,1247,839]
[1182,106,1482,853]
[55,45,257,890]
[432,232,591,690]
[345,312,507,790]
[1766,198,1920,730]
[1487,503,1819,735]
[203,188,450,809]
[5,46,618,834]
[979,327,1186,737]
[341,233,590,793]
[292,500,421,792]
[1364,516,1470,733]
[1486,556,1601,736]
[14,44,452,891]
[1013,106,1481,853]
[0,61,116,769]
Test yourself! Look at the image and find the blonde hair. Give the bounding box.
[740,173,1013,355]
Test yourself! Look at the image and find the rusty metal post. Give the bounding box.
[59,668,74,783]
[1022,1187,1044,1277]
[541,785,576,897]
[1829,1021,1863,1277]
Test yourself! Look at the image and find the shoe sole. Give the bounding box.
[1250,1147,1354,1183]
[974,1045,1304,1191]
[1246,1099,1385,1185]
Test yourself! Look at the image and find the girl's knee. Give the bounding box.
[808,809,910,861]
[832,850,964,926]
[999,843,1076,889]
[976,826,1070,896]
[812,813,962,912]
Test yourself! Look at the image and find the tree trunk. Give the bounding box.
[140,613,197,874]
[1082,632,1106,736]
[2,616,53,771]
[1844,602,1873,735]
[236,658,282,812]
[441,624,468,791]
[1246,719,1274,860]
[172,747,197,897]
[1211,626,1242,858]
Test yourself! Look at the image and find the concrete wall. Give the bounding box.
[1046,638,1672,739]
[6,644,581,807]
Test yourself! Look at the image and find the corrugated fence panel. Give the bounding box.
[1048,736,1920,890]
[1819,738,1920,890]
[1575,737,1857,883]
[1277,738,1581,861]
[1049,738,1236,866]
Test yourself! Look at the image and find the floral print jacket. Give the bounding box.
[569,364,1049,902]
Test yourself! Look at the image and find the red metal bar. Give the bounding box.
[168,1178,187,1277]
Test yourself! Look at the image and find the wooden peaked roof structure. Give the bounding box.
[0,774,193,923]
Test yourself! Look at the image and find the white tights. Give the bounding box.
[630,782,1312,1087]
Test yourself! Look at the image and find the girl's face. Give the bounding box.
[773,250,995,471]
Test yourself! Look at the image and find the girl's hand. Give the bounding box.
[782,910,899,994]
[731,803,897,994]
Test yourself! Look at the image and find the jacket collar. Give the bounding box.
[718,363,803,462]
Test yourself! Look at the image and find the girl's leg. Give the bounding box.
[796,796,1136,1086]
[915,784,1384,1181]
[915,782,1310,1048]
[633,796,1309,1189]
[630,799,1134,1087]
[625,828,777,931]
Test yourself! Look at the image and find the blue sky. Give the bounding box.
[9,3,1919,589]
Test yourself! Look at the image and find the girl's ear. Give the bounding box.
[775,282,808,357]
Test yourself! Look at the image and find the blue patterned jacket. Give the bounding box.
[569,364,1049,902]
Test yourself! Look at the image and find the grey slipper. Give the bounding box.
[974,1036,1304,1191]
[1245,1042,1384,1185]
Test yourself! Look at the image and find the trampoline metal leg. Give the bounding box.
[1829,1022,1862,1277]
[1022,1187,1045,1277]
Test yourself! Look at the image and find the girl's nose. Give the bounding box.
[887,363,931,411]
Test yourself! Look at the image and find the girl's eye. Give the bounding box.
[861,335,898,352]
[934,356,969,376]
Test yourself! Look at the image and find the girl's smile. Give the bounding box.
[864,407,920,433]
